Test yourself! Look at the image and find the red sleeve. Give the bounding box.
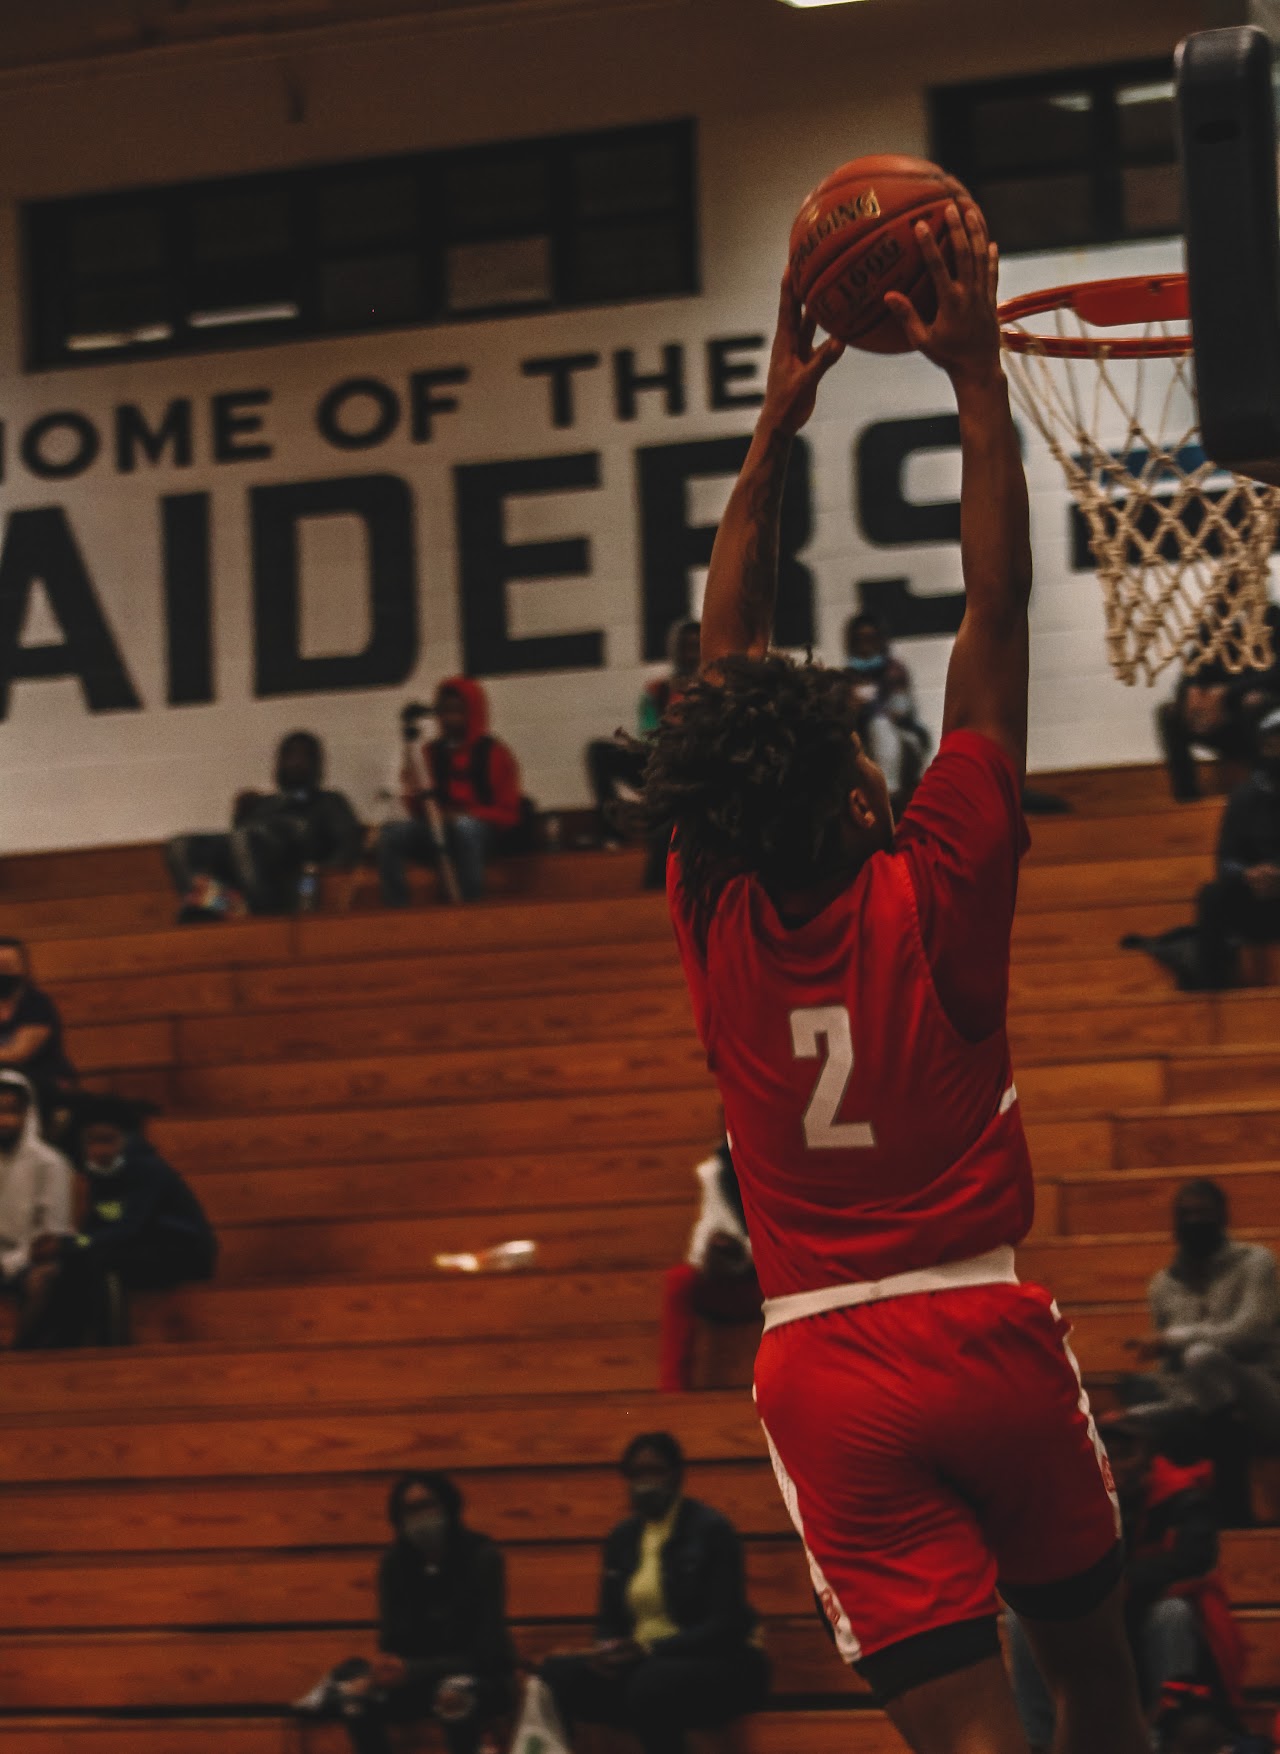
[894,730,1030,1042]
[666,844,712,1051]
[469,740,523,830]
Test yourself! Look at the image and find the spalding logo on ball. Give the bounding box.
[789,153,972,354]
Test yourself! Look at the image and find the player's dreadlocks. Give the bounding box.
[643,651,866,946]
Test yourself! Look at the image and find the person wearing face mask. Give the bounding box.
[0,1071,73,1342]
[378,679,525,906]
[166,730,364,920]
[539,1432,769,1754]
[843,613,932,813]
[1121,1180,1280,1525]
[1191,709,1280,988]
[313,1471,514,1754]
[16,1092,216,1349]
[0,938,77,1131]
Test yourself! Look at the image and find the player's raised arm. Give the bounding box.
[699,276,845,670]
[885,203,1032,780]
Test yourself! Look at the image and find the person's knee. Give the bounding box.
[1183,1341,1233,1388]
[622,1659,680,1726]
[1144,1595,1197,1644]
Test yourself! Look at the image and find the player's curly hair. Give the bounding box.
[643,652,865,945]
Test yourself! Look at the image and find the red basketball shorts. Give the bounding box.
[754,1280,1122,1677]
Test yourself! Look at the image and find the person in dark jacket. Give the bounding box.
[339,1471,516,1754]
[540,1431,769,1754]
[167,730,364,918]
[378,679,524,905]
[1192,708,1280,987]
[16,1092,216,1348]
[1156,608,1280,802]
[0,937,77,1131]
[1008,1416,1246,1751]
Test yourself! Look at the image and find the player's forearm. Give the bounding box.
[700,420,792,666]
[955,368,1032,626]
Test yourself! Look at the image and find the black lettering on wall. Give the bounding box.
[454,453,603,677]
[857,576,965,640]
[0,507,140,717]
[316,378,401,451]
[212,390,273,464]
[409,368,469,443]
[163,493,214,706]
[521,354,602,429]
[21,412,101,481]
[857,413,963,547]
[636,436,814,660]
[707,336,766,411]
[115,400,194,474]
[251,475,418,697]
[614,345,686,420]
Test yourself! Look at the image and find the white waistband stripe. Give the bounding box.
[761,1245,1019,1333]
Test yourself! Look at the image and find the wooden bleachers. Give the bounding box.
[0,769,1277,1751]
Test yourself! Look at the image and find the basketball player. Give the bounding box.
[646,203,1149,1754]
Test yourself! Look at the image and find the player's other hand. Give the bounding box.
[884,202,1001,386]
[762,273,845,437]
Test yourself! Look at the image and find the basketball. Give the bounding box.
[789,154,973,353]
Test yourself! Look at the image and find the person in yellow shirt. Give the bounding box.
[539,1431,769,1754]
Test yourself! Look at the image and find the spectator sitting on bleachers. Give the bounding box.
[0,936,77,1130]
[309,1470,516,1754]
[0,1071,72,1342]
[1007,1415,1246,1750]
[1121,1179,1280,1526]
[540,1430,769,1754]
[844,612,932,812]
[1157,608,1280,802]
[1191,708,1280,989]
[585,619,702,853]
[378,679,525,906]
[167,730,363,920]
[16,1093,216,1348]
[658,1134,761,1392]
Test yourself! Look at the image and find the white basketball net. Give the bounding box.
[1002,306,1280,685]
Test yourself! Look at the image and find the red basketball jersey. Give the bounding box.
[668,729,1034,1300]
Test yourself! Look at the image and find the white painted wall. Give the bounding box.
[0,0,1236,850]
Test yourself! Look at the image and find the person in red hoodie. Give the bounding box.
[378,678,523,905]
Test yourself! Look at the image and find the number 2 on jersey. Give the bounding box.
[789,1006,876,1150]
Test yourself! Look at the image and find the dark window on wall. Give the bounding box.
[930,61,1179,254]
[22,119,698,369]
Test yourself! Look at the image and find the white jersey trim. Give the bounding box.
[761,1244,1019,1334]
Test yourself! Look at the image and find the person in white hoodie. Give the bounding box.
[0,1070,72,1336]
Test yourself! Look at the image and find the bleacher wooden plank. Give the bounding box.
[0,890,174,941]
[1114,1101,1280,1171]
[233,939,680,1014]
[0,1540,816,1631]
[0,1619,865,1710]
[293,897,674,966]
[1218,991,1280,1045]
[153,1089,722,1171]
[1053,1162,1280,1236]
[0,1394,768,1486]
[1020,1233,1280,1303]
[178,987,697,1067]
[49,969,238,1028]
[0,1332,663,1418]
[212,1201,691,1284]
[0,1711,900,1754]
[1016,855,1210,913]
[1011,902,1187,957]
[1025,802,1220,866]
[1165,1047,1280,1104]
[67,1018,176,1074]
[30,920,295,984]
[0,1463,795,1556]
[134,1270,662,1347]
[171,1035,709,1114]
[186,1146,700,1226]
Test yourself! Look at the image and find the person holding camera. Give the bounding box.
[378,680,524,905]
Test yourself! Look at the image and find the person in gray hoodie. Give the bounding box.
[0,1070,73,1340]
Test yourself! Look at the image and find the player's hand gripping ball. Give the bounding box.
[789,153,973,353]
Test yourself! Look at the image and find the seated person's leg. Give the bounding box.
[1140,1596,1201,1706]
[1005,1612,1057,1754]
[659,1263,703,1392]
[166,833,241,897]
[539,1652,630,1739]
[865,711,905,799]
[1156,692,1200,802]
[15,1246,104,1349]
[377,818,438,907]
[343,1680,437,1754]
[587,740,647,842]
[1195,876,1250,990]
[447,815,496,902]
[623,1647,770,1754]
